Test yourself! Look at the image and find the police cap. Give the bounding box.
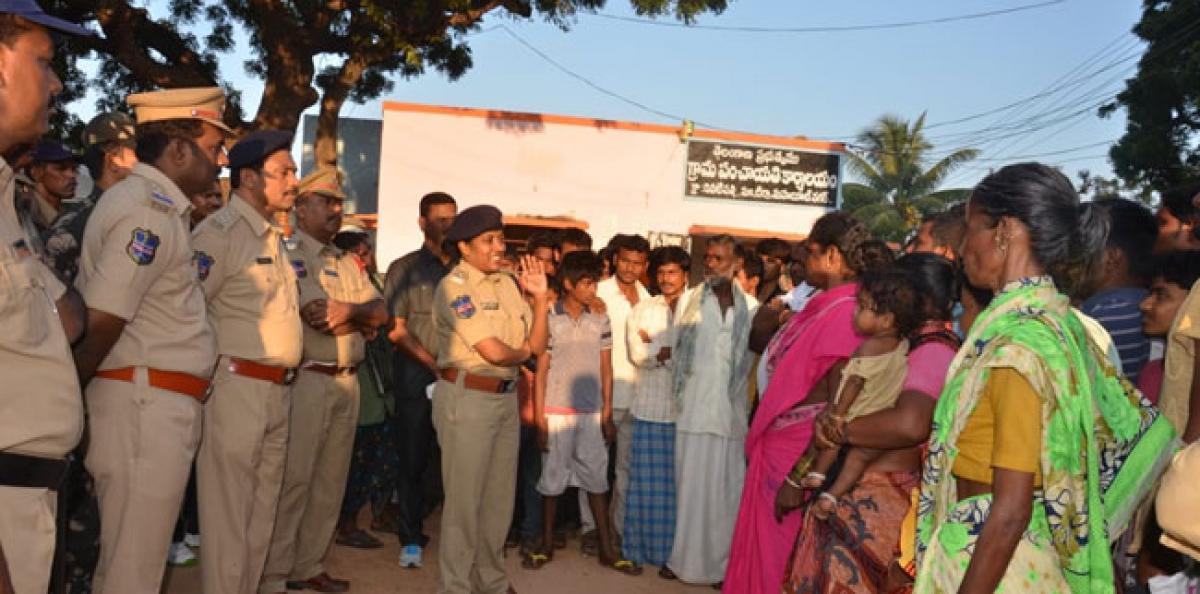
[446,205,503,243]
[227,129,293,170]
[296,168,347,201]
[126,87,232,134]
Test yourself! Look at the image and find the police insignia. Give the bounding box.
[194,251,214,281]
[126,228,160,265]
[291,259,308,278]
[323,268,339,277]
[451,295,476,319]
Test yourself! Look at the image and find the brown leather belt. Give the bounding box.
[95,367,211,401]
[303,362,358,376]
[439,368,516,394]
[228,357,297,385]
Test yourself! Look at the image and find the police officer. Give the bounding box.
[43,111,138,282]
[71,87,230,594]
[192,130,302,594]
[25,139,78,232]
[260,169,386,594]
[433,205,548,594]
[0,4,91,593]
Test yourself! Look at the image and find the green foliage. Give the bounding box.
[1100,0,1200,193]
[48,0,727,144]
[840,113,979,243]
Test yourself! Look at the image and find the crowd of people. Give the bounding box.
[1,5,1199,594]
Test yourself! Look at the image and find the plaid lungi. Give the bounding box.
[622,419,676,566]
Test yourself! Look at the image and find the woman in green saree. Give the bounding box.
[914,163,1163,594]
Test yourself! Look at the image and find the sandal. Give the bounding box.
[521,548,552,570]
[601,557,643,576]
[658,566,677,580]
[335,529,383,549]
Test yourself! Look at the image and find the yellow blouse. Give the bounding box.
[952,367,1044,486]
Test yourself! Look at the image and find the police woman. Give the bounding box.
[432,205,548,594]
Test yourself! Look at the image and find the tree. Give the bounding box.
[840,113,979,243]
[47,0,726,171]
[1100,0,1200,193]
[1076,169,1156,206]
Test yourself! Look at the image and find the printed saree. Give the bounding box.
[914,276,1176,594]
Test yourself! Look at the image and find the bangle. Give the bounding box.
[784,475,802,490]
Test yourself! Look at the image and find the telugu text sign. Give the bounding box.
[683,140,840,207]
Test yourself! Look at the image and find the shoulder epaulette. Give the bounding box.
[207,206,238,232]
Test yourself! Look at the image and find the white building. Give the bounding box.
[376,101,845,266]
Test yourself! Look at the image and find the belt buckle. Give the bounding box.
[498,378,516,393]
[283,368,298,385]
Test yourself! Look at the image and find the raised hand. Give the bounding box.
[517,254,548,297]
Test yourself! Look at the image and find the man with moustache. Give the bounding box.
[0,4,92,593]
[381,191,457,568]
[260,169,386,594]
[25,139,78,232]
[192,130,303,594]
[71,87,231,594]
[665,234,755,586]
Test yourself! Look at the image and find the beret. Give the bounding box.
[446,205,504,243]
[228,129,293,169]
[0,0,91,36]
[32,139,76,164]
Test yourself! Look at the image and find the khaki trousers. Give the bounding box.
[433,377,519,594]
[86,372,202,594]
[198,360,291,594]
[0,486,56,594]
[259,369,359,593]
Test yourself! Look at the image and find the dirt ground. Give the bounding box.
[162,509,717,594]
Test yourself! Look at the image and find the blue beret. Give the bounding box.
[32,139,76,164]
[446,205,504,243]
[228,129,293,169]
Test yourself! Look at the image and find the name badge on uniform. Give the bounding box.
[323,268,339,277]
[291,259,307,278]
[481,302,500,310]
[451,295,476,319]
[256,256,273,265]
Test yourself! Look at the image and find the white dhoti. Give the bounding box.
[667,430,745,585]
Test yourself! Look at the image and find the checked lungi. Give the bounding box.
[622,419,676,566]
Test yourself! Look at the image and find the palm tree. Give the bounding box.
[842,113,979,243]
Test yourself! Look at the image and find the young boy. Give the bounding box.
[526,251,640,575]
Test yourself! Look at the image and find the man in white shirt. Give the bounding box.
[623,246,689,572]
[585,234,650,549]
[666,235,755,586]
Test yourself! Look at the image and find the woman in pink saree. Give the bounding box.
[724,213,879,594]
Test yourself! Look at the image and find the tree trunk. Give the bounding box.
[313,56,369,172]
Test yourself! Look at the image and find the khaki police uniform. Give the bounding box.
[75,160,218,594]
[434,259,531,594]
[259,223,380,593]
[193,192,302,594]
[0,157,83,594]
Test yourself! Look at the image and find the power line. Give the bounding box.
[590,0,1064,33]
[497,25,727,130]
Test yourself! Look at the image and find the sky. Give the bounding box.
[75,0,1144,193]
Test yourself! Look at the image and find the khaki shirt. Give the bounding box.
[288,229,379,367]
[433,260,531,379]
[192,193,302,367]
[0,158,82,458]
[1162,282,1200,436]
[75,163,217,378]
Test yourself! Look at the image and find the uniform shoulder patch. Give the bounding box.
[150,191,174,206]
[193,250,214,281]
[451,294,476,319]
[126,228,160,265]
